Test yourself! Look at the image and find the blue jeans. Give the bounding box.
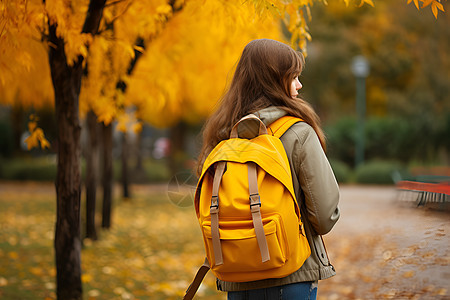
[227,282,317,300]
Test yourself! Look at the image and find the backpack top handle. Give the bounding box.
[230,114,268,139]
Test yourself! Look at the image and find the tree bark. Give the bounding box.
[47,0,106,298]
[169,122,186,176]
[135,129,143,171]
[10,104,24,153]
[49,24,83,300]
[101,122,113,229]
[121,132,130,199]
[85,110,98,240]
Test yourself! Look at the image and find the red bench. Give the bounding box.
[396,180,450,206]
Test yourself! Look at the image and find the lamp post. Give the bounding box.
[351,55,369,167]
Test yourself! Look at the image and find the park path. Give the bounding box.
[318,185,450,300]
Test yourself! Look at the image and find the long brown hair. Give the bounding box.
[197,39,325,175]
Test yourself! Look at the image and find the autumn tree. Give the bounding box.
[0,1,285,298]
[1,0,106,298]
[48,1,106,298]
[79,0,188,231]
[85,110,99,240]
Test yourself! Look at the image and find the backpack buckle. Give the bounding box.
[210,196,219,213]
[249,193,261,211]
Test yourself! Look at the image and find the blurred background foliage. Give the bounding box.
[0,0,449,185]
[301,0,450,182]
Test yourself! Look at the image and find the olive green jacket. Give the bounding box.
[217,106,340,292]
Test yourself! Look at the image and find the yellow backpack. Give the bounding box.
[184,114,311,299]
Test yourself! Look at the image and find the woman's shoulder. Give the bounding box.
[281,119,316,143]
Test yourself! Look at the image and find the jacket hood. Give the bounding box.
[257,106,287,126]
[236,106,287,139]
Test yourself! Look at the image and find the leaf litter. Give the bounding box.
[0,183,449,299]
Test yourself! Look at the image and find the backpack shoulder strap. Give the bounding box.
[183,258,210,300]
[268,116,304,138]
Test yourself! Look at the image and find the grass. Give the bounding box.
[0,156,57,182]
[0,182,222,300]
[0,183,56,299]
[0,156,172,183]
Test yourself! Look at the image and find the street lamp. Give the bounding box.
[351,55,369,167]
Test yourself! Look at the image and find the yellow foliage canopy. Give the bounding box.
[0,0,53,108]
[125,1,283,127]
[80,0,286,128]
[1,0,447,143]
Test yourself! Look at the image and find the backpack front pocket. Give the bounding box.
[202,216,287,273]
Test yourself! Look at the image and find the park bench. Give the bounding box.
[395,167,450,207]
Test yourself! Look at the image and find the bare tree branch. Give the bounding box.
[82,0,107,34]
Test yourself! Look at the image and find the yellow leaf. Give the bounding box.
[35,128,50,149]
[30,267,43,276]
[25,125,50,150]
[432,4,438,18]
[82,273,93,283]
[359,0,374,7]
[421,0,433,8]
[431,1,445,19]
[28,121,37,132]
[435,1,445,12]
[156,4,173,16]
[25,132,39,150]
[79,44,88,59]
[402,270,415,278]
[39,136,51,149]
[0,277,7,287]
[409,0,420,10]
[126,44,135,60]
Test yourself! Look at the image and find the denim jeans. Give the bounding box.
[227,281,318,300]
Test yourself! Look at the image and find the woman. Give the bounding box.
[197,39,340,300]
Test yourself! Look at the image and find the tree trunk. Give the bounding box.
[121,132,130,199]
[85,110,98,240]
[49,25,83,300]
[101,122,113,229]
[169,122,186,176]
[47,1,106,298]
[135,129,143,171]
[10,104,24,153]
